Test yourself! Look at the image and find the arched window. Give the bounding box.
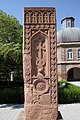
[67,49,73,59]
[78,49,80,59]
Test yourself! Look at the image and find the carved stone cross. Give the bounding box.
[23,7,57,120]
[36,37,46,70]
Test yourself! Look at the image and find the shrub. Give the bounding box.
[58,80,80,104]
[0,82,24,104]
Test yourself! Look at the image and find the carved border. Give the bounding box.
[23,25,31,84]
[50,25,58,118]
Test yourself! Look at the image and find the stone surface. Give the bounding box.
[23,7,58,120]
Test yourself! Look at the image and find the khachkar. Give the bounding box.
[23,7,58,120]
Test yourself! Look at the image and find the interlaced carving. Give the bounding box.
[24,26,31,84]
[50,27,57,107]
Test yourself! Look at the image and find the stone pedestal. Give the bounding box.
[23,7,58,120]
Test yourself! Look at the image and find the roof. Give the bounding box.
[57,27,80,43]
[61,17,75,24]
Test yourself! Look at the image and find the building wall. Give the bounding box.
[57,42,80,80]
[57,64,67,80]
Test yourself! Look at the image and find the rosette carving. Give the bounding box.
[33,79,49,95]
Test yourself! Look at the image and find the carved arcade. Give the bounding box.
[23,7,57,120]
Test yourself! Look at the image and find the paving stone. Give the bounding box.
[0,104,24,120]
[58,104,80,120]
[0,104,80,120]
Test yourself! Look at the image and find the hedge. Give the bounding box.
[58,80,80,104]
[0,81,24,104]
[1,80,80,104]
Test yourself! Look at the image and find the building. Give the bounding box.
[57,17,80,81]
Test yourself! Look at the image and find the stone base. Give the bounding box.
[17,110,63,120]
[24,104,57,120]
[17,110,24,120]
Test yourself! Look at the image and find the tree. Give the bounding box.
[0,10,23,81]
[0,10,22,44]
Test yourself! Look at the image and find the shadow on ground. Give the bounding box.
[58,111,63,120]
[0,104,24,109]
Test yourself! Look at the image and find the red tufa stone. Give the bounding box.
[23,7,58,120]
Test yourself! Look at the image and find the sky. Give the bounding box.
[0,0,80,31]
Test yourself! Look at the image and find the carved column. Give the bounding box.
[23,7,58,120]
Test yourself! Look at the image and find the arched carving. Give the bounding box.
[24,9,55,24]
[31,31,49,77]
[31,12,36,23]
[37,12,43,23]
[44,12,49,23]
[25,12,30,23]
[49,12,54,23]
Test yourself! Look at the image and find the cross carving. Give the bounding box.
[35,37,46,70]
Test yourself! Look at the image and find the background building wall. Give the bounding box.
[57,43,80,80]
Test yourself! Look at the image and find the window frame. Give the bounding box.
[78,49,80,59]
[67,49,73,60]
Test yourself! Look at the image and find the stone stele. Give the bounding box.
[23,7,58,120]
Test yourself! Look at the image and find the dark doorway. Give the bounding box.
[67,67,80,81]
[67,68,73,80]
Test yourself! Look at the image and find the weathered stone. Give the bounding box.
[23,7,58,120]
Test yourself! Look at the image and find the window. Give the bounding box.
[68,22,70,27]
[68,49,73,59]
[78,49,80,59]
[67,21,71,27]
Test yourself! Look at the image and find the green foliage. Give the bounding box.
[0,10,22,44]
[0,85,24,103]
[0,41,22,80]
[0,10,23,81]
[58,81,80,104]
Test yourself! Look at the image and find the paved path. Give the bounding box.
[58,103,80,120]
[0,104,80,120]
[0,104,23,120]
[69,81,80,86]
